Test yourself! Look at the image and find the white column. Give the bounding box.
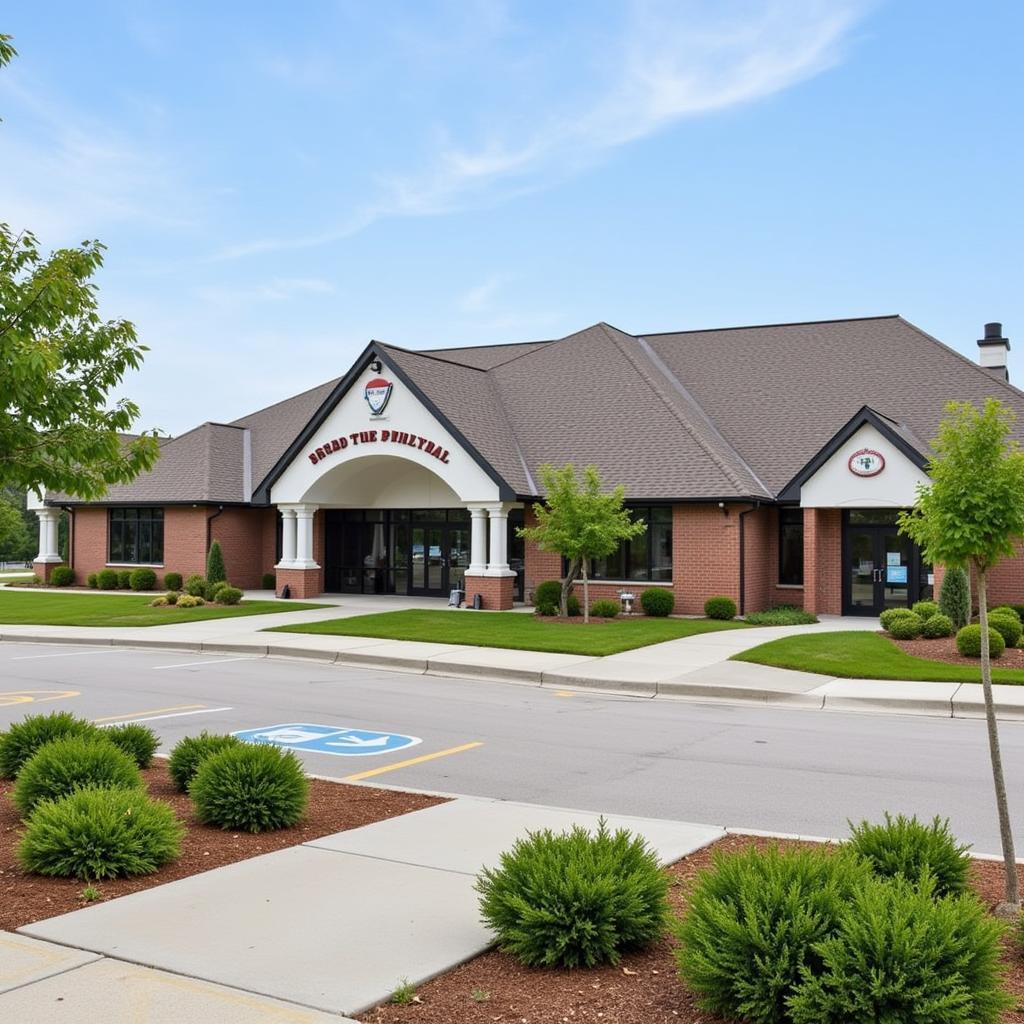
[293,505,320,569]
[275,508,297,569]
[468,506,488,574]
[485,504,512,575]
[35,509,62,563]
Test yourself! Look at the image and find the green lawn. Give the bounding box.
[269,609,749,656]
[0,591,329,627]
[733,630,1024,685]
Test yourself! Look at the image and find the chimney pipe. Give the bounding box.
[978,321,1010,382]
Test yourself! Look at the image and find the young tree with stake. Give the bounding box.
[899,397,1024,913]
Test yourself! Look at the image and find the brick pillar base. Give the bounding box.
[465,573,515,610]
[275,567,323,599]
[33,560,64,583]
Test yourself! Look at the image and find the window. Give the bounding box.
[109,508,164,564]
[778,507,803,585]
[589,506,672,582]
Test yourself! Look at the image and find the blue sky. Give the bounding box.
[2,1,1022,436]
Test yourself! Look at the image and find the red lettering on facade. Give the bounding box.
[309,452,319,465]
[305,430,452,468]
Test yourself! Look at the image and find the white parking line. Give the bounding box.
[11,648,129,661]
[150,657,253,671]
[99,706,233,725]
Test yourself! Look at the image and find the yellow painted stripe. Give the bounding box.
[342,741,483,782]
[92,703,206,723]
[0,689,79,707]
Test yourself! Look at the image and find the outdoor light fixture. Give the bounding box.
[619,590,636,615]
[369,358,382,372]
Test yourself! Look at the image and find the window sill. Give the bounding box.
[582,579,673,587]
[106,563,165,568]
[775,583,804,589]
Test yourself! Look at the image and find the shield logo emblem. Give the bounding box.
[364,377,393,415]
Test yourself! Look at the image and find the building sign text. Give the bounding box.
[308,429,451,466]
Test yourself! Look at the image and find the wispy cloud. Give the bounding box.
[457,272,511,313]
[196,276,337,307]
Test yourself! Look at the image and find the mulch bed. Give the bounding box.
[0,762,444,931]
[360,834,1024,1024]
[893,634,1024,669]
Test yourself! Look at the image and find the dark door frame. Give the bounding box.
[841,511,923,616]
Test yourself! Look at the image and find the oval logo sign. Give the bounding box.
[848,448,885,477]
[364,377,393,416]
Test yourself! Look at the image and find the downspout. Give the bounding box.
[62,506,74,570]
[206,505,225,553]
[738,502,761,617]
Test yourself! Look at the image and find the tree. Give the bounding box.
[898,398,1024,912]
[519,464,645,621]
[206,540,226,585]
[938,565,971,629]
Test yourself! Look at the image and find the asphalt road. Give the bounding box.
[2,640,1023,855]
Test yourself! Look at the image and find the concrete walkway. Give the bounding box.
[17,797,723,1019]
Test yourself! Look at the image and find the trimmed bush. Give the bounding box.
[0,711,100,779]
[788,875,1009,1024]
[261,572,276,589]
[13,735,142,816]
[533,580,563,615]
[590,599,620,618]
[104,723,159,768]
[567,593,581,617]
[129,567,157,591]
[744,607,818,626]
[911,600,939,619]
[164,590,179,605]
[939,566,971,630]
[1011,603,1024,622]
[18,787,184,880]
[848,813,971,897]
[117,570,132,590]
[167,731,242,792]
[922,613,955,638]
[184,574,206,597]
[206,541,227,586]
[176,594,205,608]
[190,743,309,833]
[988,612,1022,648]
[163,571,183,591]
[991,604,1022,623]
[216,586,243,606]
[477,820,668,968]
[97,568,119,590]
[86,572,99,589]
[704,595,737,620]
[210,580,231,599]
[50,566,75,587]
[956,624,1005,659]
[879,606,917,631]
[640,588,674,617]
[675,844,870,1024]
[150,596,168,607]
[888,612,924,640]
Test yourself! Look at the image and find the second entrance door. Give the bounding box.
[410,523,470,596]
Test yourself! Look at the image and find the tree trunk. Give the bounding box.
[582,561,590,624]
[561,557,580,618]
[977,566,1020,909]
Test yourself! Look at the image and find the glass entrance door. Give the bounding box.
[411,526,444,594]
[842,511,918,615]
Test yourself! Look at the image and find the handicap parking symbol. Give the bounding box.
[233,722,421,757]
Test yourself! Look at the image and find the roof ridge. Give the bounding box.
[375,341,489,373]
[640,314,901,337]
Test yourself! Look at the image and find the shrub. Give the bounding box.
[476,820,668,968]
[788,875,1009,1024]
[184,574,206,597]
[13,735,142,816]
[988,612,1022,648]
[129,567,157,591]
[50,566,75,587]
[149,596,168,607]
[922,613,955,638]
[675,844,870,1024]
[210,580,231,599]
[0,711,100,779]
[163,571,183,591]
[939,566,971,630]
[103,723,159,768]
[86,572,98,589]
[167,731,242,792]
[911,600,939,619]
[1011,604,1024,622]
[879,606,917,631]
[216,586,243,606]
[176,593,205,608]
[97,568,119,590]
[567,593,581,616]
[956,624,1005,659]
[847,813,971,897]
[590,599,620,618]
[261,572,276,589]
[888,612,924,640]
[534,580,563,615]
[117,570,132,589]
[18,787,184,880]
[206,541,227,586]
[990,604,1022,623]
[164,590,179,605]
[190,743,309,833]
[744,607,818,626]
[704,596,737,620]
[640,588,674,617]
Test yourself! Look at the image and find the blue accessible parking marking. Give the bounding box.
[233,722,422,757]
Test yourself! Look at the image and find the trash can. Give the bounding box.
[448,588,464,608]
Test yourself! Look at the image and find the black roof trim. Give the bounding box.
[778,405,929,502]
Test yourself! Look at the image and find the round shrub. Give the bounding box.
[129,567,157,591]
[97,568,119,590]
[476,821,668,968]
[675,844,870,1024]
[261,572,276,590]
[988,612,1022,648]
[922,613,955,639]
[13,735,142,816]
[103,723,159,768]
[879,606,917,632]
[0,711,100,779]
[184,574,206,597]
[566,593,581,616]
[49,566,75,587]
[590,598,620,618]
[788,875,1009,1024]
[190,743,309,833]
[640,588,674,617]
[911,600,939,620]
[150,596,168,607]
[86,572,99,589]
[704,595,737,620]
[215,585,243,606]
[117,570,132,590]
[18,787,184,880]
[165,590,179,605]
[990,604,1022,624]
[163,571,183,591]
[956,624,1005,659]
[167,731,242,792]
[887,612,924,640]
[533,580,563,615]
[847,813,971,897]
[175,594,204,608]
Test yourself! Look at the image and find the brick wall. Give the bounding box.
[210,507,277,589]
[740,505,772,614]
[465,573,515,610]
[675,504,742,614]
[803,507,842,615]
[523,506,562,601]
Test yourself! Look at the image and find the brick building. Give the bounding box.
[32,317,1023,615]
